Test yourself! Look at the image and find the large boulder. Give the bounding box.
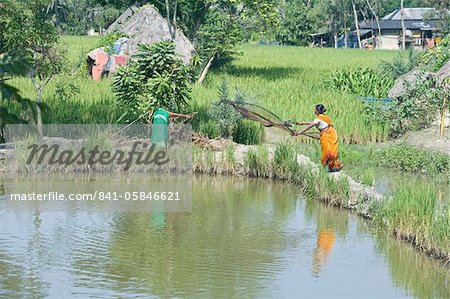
[436,60,450,84]
[388,70,434,98]
[106,5,195,64]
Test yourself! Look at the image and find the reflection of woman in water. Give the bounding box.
[312,228,336,277]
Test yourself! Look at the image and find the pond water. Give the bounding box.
[0,175,449,298]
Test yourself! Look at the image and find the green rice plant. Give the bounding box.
[224,144,236,168]
[374,143,449,177]
[232,119,264,145]
[323,67,395,98]
[8,37,395,143]
[273,141,297,179]
[244,146,270,177]
[372,184,450,259]
[196,119,221,139]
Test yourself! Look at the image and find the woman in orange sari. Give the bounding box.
[295,104,343,172]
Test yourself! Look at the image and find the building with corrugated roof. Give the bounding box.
[359,8,443,50]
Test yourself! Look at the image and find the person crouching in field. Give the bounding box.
[294,104,343,172]
[150,107,192,147]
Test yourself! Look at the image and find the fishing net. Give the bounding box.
[222,100,295,136]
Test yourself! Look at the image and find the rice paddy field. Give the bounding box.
[10,36,396,143]
[5,36,450,262]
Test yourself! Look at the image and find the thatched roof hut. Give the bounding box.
[106,5,195,63]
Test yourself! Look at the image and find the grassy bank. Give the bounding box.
[193,142,450,262]
[9,36,395,143]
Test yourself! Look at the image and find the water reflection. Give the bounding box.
[375,236,450,298]
[312,228,336,278]
[0,175,448,298]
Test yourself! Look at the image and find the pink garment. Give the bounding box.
[91,50,109,81]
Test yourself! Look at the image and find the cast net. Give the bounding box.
[223,100,295,136]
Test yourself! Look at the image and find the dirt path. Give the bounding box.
[401,127,450,155]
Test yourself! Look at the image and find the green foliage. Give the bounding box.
[96,32,129,51]
[0,53,37,141]
[276,2,313,46]
[323,67,395,98]
[113,42,192,123]
[49,0,124,35]
[418,35,450,72]
[53,74,81,102]
[233,119,264,145]
[389,78,444,135]
[379,48,420,79]
[374,143,449,176]
[244,146,270,177]
[196,9,243,69]
[207,81,242,138]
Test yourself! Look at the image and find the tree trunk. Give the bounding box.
[352,0,362,49]
[366,0,382,48]
[401,0,406,49]
[344,17,348,48]
[165,0,176,41]
[197,54,215,85]
[36,88,43,136]
[172,0,178,40]
[334,32,338,48]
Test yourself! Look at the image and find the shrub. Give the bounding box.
[379,48,419,79]
[113,42,192,123]
[418,35,450,72]
[207,81,242,138]
[362,76,446,137]
[53,74,80,102]
[276,2,313,46]
[389,78,444,135]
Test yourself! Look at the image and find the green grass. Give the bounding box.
[372,184,450,261]
[9,37,396,144]
[193,44,396,143]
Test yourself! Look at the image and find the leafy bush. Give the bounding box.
[207,81,242,138]
[361,76,446,137]
[374,143,449,176]
[323,67,395,98]
[53,75,80,102]
[379,48,419,79]
[233,119,264,145]
[418,35,450,72]
[276,2,312,46]
[389,77,444,135]
[113,42,192,123]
